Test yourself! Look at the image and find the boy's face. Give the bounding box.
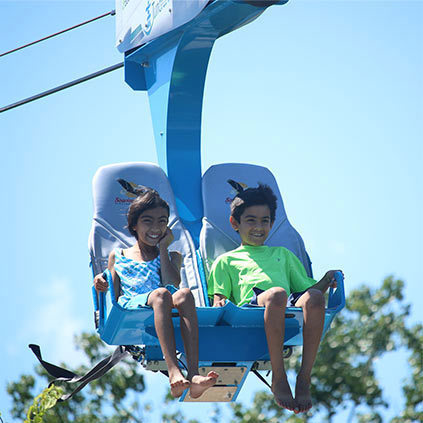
[230,205,273,246]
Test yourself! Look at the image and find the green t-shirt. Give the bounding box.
[207,245,316,306]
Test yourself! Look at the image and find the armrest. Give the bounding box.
[327,271,345,312]
[103,269,117,305]
[92,285,100,329]
[94,269,116,330]
[92,285,99,312]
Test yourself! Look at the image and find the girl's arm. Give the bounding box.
[107,250,121,302]
[159,228,182,287]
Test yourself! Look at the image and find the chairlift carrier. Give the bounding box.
[90,0,345,402]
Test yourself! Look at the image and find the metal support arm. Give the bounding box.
[124,0,287,245]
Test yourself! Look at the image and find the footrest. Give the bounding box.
[201,366,247,386]
[183,386,238,402]
[180,365,250,402]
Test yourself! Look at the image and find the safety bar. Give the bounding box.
[327,271,345,312]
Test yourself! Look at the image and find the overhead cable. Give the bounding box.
[0,10,115,58]
[0,62,124,113]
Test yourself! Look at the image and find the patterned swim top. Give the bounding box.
[114,248,161,307]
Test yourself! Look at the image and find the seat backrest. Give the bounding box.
[199,163,313,278]
[88,162,206,306]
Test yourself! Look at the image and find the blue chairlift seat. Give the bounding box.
[90,162,345,402]
[89,162,204,305]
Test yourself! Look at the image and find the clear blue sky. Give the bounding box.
[0,1,421,422]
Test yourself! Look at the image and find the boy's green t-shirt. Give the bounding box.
[207,245,316,306]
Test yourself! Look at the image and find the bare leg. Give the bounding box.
[172,288,218,399]
[147,288,189,398]
[257,288,296,411]
[293,289,325,413]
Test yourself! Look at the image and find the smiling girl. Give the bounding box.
[94,187,217,398]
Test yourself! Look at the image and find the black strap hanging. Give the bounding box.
[251,368,272,390]
[29,344,130,401]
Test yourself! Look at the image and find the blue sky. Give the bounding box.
[0,1,421,422]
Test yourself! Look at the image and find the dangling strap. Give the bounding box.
[29,344,130,401]
[251,368,272,390]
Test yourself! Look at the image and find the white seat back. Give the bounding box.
[200,163,313,278]
[88,162,206,306]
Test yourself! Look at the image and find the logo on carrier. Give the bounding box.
[225,179,248,204]
[144,0,153,35]
[143,0,171,36]
[114,178,144,204]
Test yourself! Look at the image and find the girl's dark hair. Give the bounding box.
[230,183,277,223]
[127,187,170,239]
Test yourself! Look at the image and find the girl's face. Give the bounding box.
[132,207,169,247]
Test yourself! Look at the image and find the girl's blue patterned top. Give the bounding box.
[114,248,161,307]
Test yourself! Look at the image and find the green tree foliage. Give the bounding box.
[24,385,64,423]
[5,276,421,423]
[391,323,423,423]
[225,276,421,423]
[7,333,147,423]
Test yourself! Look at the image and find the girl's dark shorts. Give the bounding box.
[247,287,306,307]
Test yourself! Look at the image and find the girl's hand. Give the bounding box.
[94,273,109,292]
[159,227,174,250]
[324,270,344,288]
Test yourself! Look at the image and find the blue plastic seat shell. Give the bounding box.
[93,272,345,361]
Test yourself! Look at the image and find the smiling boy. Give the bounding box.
[207,184,342,413]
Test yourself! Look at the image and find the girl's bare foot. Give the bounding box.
[189,371,219,399]
[294,374,312,413]
[169,374,190,398]
[272,376,296,411]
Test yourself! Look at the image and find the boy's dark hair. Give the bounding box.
[230,183,277,223]
[127,187,170,239]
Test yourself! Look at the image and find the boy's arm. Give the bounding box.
[208,256,232,305]
[287,249,343,295]
[213,293,227,307]
[312,270,343,293]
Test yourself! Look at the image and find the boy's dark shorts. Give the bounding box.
[248,287,306,307]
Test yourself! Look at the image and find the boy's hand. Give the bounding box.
[213,294,227,307]
[94,273,108,292]
[159,227,174,250]
[324,270,344,288]
[214,298,226,307]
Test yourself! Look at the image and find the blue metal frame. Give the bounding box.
[124,0,288,246]
[93,271,345,361]
[90,0,347,401]
[196,249,211,307]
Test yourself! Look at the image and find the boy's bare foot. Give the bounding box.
[189,371,219,399]
[272,376,296,411]
[169,374,190,398]
[294,374,312,413]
